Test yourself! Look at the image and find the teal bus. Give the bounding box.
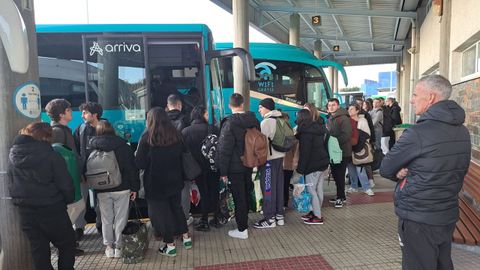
[36,24,254,142]
[215,42,348,122]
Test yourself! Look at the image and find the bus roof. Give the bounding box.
[36,24,212,35]
[216,42,348,86]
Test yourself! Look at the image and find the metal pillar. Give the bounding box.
[333,68,339,93]
[289,13,300,46]
[439,0,451,78]
[233,0,250,110]
[408,19,418,123]
[0,0,38,269]
[313,40,322,59]
[327,67,334,94]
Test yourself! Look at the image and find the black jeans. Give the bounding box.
[147,193,188,243]
[229,170,253,231]
[398,218,455,270]
[283,170,293,207]
[331,158,348,200]
[198,170,220,221]
[18,203,76,270]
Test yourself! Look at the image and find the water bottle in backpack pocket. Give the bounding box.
[85,149,122,190]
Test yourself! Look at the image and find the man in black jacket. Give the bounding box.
[380,75,471,270]
[167,94,188,131]
[386,97,402,148]
[216,93,260,239]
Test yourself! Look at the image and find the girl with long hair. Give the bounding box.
[135,107,192,257]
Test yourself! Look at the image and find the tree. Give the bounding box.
[340,86,361,92]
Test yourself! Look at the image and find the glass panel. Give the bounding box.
[37,33,92,109]
[462,45,476,77]
[477,44,480,73]
[85,36,146,142]
[307,81,328,110]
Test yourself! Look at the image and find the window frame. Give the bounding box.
[461,42,480,80]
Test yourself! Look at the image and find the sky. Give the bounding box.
[33,0,395,88]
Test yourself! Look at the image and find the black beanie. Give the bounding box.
[259,98,275,111]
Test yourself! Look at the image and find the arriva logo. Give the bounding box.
[89,41,142,56]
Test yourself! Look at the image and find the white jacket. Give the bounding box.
[261,110,286,161]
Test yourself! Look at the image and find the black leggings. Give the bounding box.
[197,170,220,221]
[331,158,348,200]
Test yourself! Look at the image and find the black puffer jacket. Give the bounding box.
[8,135,74,207]
[216,112,260,176]
[182,119,219,171]
[327,108,352,158]
[380,100,471,225]
[135,134,185,200]
[88,135,140,193]
[167,109,188,131]
[390,102,403,126]
[296,121,329,175]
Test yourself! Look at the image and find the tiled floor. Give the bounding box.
[52,176,480,269]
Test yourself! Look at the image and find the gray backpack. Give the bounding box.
[85,150,122,190]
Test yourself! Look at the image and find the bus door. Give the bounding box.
[146,39,203,119]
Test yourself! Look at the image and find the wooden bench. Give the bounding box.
[453,161,480,245]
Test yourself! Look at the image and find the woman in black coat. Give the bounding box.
[295,109,330,225]
[135,107,192,257]
[8,122,76,269]
[182,106,221,231]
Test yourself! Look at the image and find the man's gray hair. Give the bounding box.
[417,75,452,100]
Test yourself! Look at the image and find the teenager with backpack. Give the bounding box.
[181,106,221,231]
[87,120,139,258]
[326,98,352,208]
[8,122,76,270]
[45,98,85,254]
[254,98,289,229]
[216,94,260,239]
[295,109,330,225]
[135,108,192,256]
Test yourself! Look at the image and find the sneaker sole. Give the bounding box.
[253,224,276,229]
[159,253,177,257]
[303,221,324,225]
[300,217,312,221]
[334,204,343,208]
[228,233,248,239]
[276,222,285,226]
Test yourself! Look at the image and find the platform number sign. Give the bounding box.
[333,45,340,52]
[14,82,41,119]
[312,16,321,26]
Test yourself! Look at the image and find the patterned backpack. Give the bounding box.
[201,133,218,171]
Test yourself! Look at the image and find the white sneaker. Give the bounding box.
[105,246,114,258]
[276,215,285,226]
[346,187,357,193]
[369,179,376,188]
[228,229,248,239]
[365,189,375,196]
[186,216,194,226]
[114,248,122,258]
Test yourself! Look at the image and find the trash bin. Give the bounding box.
[393,124,414,141]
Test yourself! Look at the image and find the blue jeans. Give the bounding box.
[347,162,371,190]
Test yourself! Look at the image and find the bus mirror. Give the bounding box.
[0,0,29,73]
[206,48,255,82]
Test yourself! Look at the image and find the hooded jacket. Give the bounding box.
[261,110,287,160]
[327,107,352,158]
[8,135,74,207]
[296,121,329,175]
[216,111,260,175]
[390,101,403,126]
[181,119,219,171]
[167,109,188,131]
[88,135,140,193]
[380,100,471,225]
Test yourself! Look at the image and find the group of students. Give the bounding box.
[7,90,401,269]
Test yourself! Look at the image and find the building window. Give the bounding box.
[462,42,479,77]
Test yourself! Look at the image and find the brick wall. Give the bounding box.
[452,78,480,163]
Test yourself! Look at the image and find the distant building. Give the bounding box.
[378,71,397,91]
[361,79,379,97]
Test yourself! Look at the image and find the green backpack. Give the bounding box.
[327,136,343,164]
[52,143,82,202]
[270,117,297,153]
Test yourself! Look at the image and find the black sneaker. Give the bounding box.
[253,218,276,229]
[75,248,84,256]
[301,211,314,221]
[75,228,84,241]
[209,218,223,228]
[304,216,324,225]
[334,199,343,208]
[194,220,210,232]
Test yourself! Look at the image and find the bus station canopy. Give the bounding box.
[211,0,421,66]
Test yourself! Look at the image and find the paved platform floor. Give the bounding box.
[53,176,480,269]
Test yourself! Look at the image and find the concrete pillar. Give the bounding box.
[408,19,418,123]
[333,68,339,93]
[289,13,300,47]
[0,0,38,269]
[327,67,334,93]
[439,0,452,78]
[233,0,250,110]
[313,40,322,59]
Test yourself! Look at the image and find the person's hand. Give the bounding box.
[220,176,228,184]
[396,168,408,179]
[130,192,137,201]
